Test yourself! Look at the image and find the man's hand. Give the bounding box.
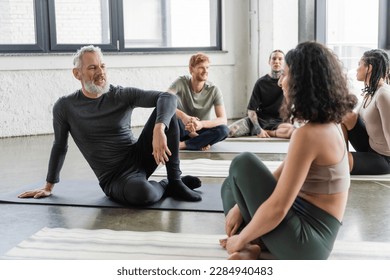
[256,129,271,138]
[185,117,202,132]
[152,123,172,165]
[18,182,54,199]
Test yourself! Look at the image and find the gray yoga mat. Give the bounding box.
[5,227,390,260]
[0,180,223,212]
[181,140,289,154]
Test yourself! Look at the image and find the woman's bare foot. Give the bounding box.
[228,244,261,260]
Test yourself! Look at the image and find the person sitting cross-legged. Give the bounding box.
[168,52,229,151]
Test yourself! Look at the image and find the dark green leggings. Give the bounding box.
[221,152,342,260]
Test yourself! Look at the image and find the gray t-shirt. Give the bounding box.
[168,75,224,120]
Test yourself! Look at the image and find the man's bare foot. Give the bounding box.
[201,145,211,151]
[228,244,261,260]
[179,141,186,150]
[188,132,199,138]
[264,130,275,137]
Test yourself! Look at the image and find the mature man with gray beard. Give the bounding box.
[18,45,201,205]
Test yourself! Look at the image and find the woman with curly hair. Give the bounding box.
[219,41,357,260]
[342,49,390,175]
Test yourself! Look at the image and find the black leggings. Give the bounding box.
[348,117,390,175]
[221,152,341,260]
[103,109,182,205]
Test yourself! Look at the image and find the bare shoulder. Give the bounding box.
[290,123,316,142]
[289,123,329,153]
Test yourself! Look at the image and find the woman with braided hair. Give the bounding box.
[342,49,390,175]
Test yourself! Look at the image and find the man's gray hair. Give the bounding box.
[73,45,103,68]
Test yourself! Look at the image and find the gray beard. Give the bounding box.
[84,80,110,95]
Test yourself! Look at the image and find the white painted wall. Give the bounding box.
[247,0,298,104]
[0,0,299,138]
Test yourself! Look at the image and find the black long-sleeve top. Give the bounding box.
[46,85,177,188]
[247,74,284,121]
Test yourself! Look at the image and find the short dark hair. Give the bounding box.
[280,41,357,123]
[269,49,285,61]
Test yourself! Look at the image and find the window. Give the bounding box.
[0,0,222,53]
[315,0,390,100]
[121,0,220,50]
[0,0,36,44]
[0,0,46,51]
[316,0,389,71]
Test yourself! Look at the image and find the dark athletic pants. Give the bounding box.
[221,152,341,260]
[103,109,182,205]
[178,119,229,150]
[348,117,390,175]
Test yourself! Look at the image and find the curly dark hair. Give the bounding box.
[280,41,357,123]
[361,49,390,96]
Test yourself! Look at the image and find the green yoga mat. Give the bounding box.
[0,180,223,212]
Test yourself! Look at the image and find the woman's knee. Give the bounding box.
[350,152,390,175]
[230,152,260,175]
[230,152,275,188]
[221,177,236,214]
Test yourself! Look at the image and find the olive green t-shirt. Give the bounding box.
[168,75,224,120]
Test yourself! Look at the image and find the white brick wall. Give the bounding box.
[0,0,35,44]
[55,0,107,44]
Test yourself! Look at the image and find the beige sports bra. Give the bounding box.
[300,125,350,194]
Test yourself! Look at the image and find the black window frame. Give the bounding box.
[0,0,223,54]
[48,0,119,52]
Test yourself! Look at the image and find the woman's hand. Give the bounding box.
[225,204,243,236]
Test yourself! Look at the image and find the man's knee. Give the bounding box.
[228,118,251,137]
[122,180,161,205]
[216,125,229,140]
[212,124,229,141]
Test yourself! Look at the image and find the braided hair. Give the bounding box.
[361,49,390,96]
